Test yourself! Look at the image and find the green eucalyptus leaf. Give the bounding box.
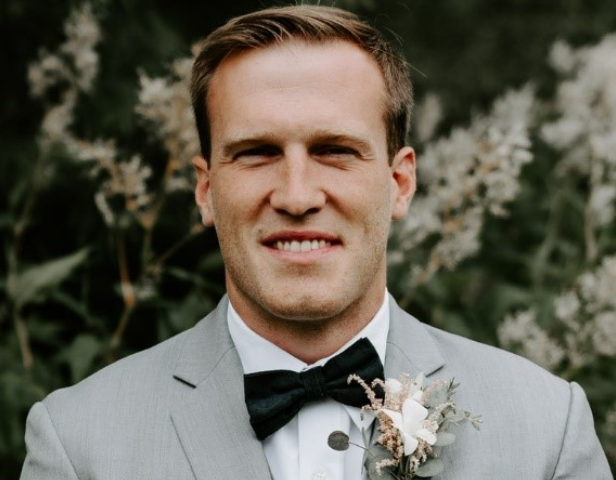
[445,409,465,422]
[364,445,397,480]
[11,248,89,309]
[63,334,101,384]
[416,458,444,477]
[434,431,456,446]
[424,384,448,408]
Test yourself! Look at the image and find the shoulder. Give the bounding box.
[389,305,575,444]
[42,309,216,417]
[414,318,574,421]
[425,320,566,385]
[393,305,570,397]
[406,316,611,478]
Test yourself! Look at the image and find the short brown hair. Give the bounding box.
[191,5,413,159]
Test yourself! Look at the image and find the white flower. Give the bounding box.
[592,312,616,357]
[549,40,576,74]
[380,398,437,455]
[415,93,443,143]
[390,85,535,287]
[498,309,565,371]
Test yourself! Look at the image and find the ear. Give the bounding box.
[390,146,416,220]
[192,156,215,227]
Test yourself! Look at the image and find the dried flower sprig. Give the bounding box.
[341,373,481,479]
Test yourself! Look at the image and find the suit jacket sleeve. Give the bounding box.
[20,402,79,480]
[552,382,613,479]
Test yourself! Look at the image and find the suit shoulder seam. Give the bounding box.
[38,401,80,479]
[550,381,574,479]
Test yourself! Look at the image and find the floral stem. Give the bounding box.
[142,154,177,264]
[14,313,34,369]
[147,224,204,274]
[5,148,49,369]
[110,230,136,350]
[532,188,564,288]
[399,257,440,310]
[584,200,598,264]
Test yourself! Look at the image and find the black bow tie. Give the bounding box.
[244,337,384,440]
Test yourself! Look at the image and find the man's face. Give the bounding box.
[194,40,415,330]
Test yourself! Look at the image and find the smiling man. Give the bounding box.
[193,38,414,365]
[21,5,612,480]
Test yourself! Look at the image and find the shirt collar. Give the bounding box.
[228,291,390,375]
[228,293,389,433]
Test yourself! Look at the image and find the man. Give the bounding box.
[21,5,612,480]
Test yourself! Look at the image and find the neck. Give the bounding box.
[229,291,385,365]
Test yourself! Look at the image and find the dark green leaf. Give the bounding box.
[63,334,101,384]
[11,248,89,309]
[416,458,444,477]
[434,431,456,446]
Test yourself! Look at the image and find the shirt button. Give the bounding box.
[311,468,327,480]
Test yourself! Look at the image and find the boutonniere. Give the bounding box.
[328,373,481,479]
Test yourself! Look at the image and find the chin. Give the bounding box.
[262,292,347,323]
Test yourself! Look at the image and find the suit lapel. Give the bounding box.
[170,297,271,480]
[384,294,446,380]
[168,294,443,480]
[365,295,447,452]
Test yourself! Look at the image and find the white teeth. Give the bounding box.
[273,239,333,251]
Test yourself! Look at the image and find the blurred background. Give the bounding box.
[1,0,616,477]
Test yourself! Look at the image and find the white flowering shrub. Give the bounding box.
[542,35,616,261]
[388,35,616,467]
[389,86,535,295]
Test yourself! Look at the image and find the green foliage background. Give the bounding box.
[2,0,616,478]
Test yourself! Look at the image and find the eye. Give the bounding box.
[313,145,358,157]
[234,145,280,160]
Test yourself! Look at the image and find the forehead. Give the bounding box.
[207,40,387,114]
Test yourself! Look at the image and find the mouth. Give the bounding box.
[262,231,341,253]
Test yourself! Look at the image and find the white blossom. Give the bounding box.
[552,256,616,367]
[87,155,154,226]
[39,92,77,146]
[589,184,616,227]
[94,191,114,226]
[61,2,101,92]
[415,93,443,143]
[28,3,102,150]
[391,86,535,286]
[543,35,616,228]
[379,398,437,456]
[28,53,70,98]
[592,312,616,357]
[135,56,199,192]
[498,309,565,371]
[549,40,576,75]
[554,291,580,324]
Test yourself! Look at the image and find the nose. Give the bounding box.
[269,148,326,217]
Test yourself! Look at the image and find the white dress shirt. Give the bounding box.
[228,292,389,480]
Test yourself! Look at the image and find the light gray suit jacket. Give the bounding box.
[21,296,613,479]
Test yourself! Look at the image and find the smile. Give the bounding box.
[275,240,332,252]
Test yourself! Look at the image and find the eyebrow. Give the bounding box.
[307,131,374,152]
[219,129,374,158]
